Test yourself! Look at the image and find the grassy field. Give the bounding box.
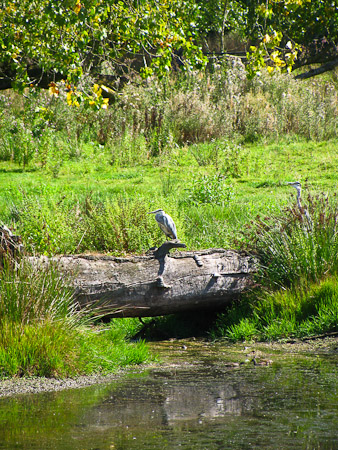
[1,65,338,377]
[1,138,337,254]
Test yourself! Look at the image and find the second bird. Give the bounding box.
[148,209,177,240]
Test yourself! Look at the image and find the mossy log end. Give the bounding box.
[31,245,257,317]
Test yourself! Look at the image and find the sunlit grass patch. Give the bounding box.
[0,320,81,378]
[0,262,151,378]
[211,277,338,342]
[77,325,150,374]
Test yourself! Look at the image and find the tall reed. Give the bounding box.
[246,191,338,289]
[0,260,80,326]
[211,191,338,342]
[0,261,151,377]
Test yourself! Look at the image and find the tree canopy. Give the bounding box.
[238,0,338,79]
[1,0,337,104]
[0,0,207,105]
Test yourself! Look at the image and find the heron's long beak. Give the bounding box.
[147,211,156,214]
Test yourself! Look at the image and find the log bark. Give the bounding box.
[31,245,257,317]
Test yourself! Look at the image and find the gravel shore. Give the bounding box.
[0,372,125,398]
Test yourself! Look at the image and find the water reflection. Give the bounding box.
[1,345,338,450]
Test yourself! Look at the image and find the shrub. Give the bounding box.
[184,173,233,206]
[168,89,220,144]
[13,193,77,255]
[12,192,180,255]
[78,195,161,254]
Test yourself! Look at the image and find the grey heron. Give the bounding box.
[287,181,312,226]
[287,181,303,210]
[148,209,177,240]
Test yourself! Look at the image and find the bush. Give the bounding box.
[78,195,163,254]
[12,192,179,255]
[184,173,233,207]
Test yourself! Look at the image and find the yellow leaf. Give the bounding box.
[67,92,73,105]
[101,98,109,109]
[48,82,59,97]
[74,1,81,14]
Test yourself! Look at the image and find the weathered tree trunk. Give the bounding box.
[32,244,257,317]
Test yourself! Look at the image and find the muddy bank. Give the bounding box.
[1,336,338,398]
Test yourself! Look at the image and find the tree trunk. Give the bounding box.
[31,245,257,317]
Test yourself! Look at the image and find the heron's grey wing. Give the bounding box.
[155,213,177,238]
[155,214,170,236]
[162,214,177,239]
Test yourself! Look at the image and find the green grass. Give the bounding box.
[1,65,338,255]
[209,187,338,342]
[0,319,151,378]
[0,262,152,378]
[1,138,338,255]
[211,277,338,342]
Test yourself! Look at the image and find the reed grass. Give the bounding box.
[212,277,338,342]
[246,191,338,289]
[210,191,338,342]
[0,262,151,378]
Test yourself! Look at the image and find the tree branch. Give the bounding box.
[295,58,338,80]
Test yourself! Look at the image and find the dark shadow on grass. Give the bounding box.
[132,311,219,341]
[0,167,39,174]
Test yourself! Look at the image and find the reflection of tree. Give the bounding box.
[164,383,246,422]
[81,376,261,428]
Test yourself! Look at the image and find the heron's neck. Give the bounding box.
[296,188,302,209]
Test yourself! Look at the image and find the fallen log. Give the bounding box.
[30,243,257,317]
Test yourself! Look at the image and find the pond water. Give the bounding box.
[1,339,338,450]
